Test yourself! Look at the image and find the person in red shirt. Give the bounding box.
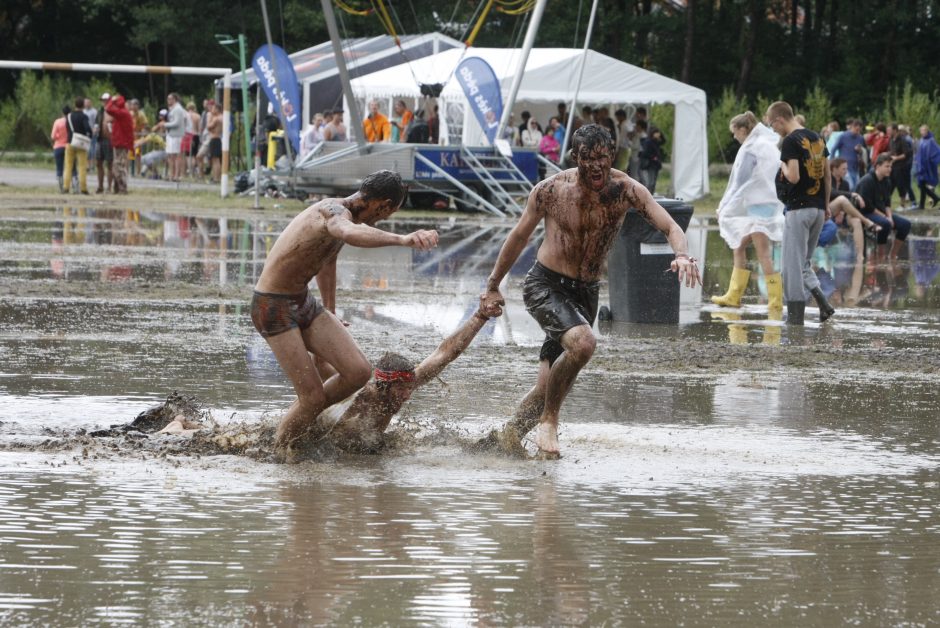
[106,95,135,194]
[866,123,890,164]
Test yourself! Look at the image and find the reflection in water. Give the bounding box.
[2,206,940,624]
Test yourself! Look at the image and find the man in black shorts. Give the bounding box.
[251,170,438,452]
[480,124,700,458]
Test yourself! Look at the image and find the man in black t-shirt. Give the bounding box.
[766,100,835,325]
[856,153,912,260]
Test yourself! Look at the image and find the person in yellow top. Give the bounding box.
[390,99,413,143]
[363,100,391,143]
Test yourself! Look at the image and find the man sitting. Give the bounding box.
[856,153,911,261]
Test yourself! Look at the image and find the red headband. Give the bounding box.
[374,369,415,383]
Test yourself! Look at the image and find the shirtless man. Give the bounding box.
[479,124,701,458]
[311,301,502,453]
[251,169,438,450]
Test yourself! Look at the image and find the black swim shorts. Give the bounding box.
[250,289,324,338]
[522,261,600,366]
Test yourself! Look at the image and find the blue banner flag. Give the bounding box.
[252,44,301,155]
[455,57,503,145]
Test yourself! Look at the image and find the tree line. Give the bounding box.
[2,0,939,156]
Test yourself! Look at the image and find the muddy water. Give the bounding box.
[1,205,939,625]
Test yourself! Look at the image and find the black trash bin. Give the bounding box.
[606,198,694,324]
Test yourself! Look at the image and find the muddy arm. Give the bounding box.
[414,310,491,386]
[315,255,337,313]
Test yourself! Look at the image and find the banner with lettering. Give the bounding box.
[251,44,301,154]
[455,57,503,145]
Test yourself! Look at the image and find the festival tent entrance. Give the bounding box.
[348,47,709,201]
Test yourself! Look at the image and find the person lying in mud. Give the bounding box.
[251,169,439,452]
[306,301,502,454]
[479,124,701,459]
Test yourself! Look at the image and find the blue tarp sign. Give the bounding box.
[252,44,301,154]
[455,57,503,145]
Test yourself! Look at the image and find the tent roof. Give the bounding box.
[349,47,705,106]
[230,32,461,88]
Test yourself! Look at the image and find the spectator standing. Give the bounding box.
[301,113,325,156]
[831,119,866,189]
[428,105,440,144]
[711,112,784,313]
[63,97,93,194]
[521,117,542,148]
[889,123,915,209]
[517,110,533,143]
[389,100,413,143]
[405,109,430,143]
[613,109,633,171]
[825,121,843,155]
[95,92,114,193]
[766,100,834,325]
[50,106,70,193]
[83,97,98,169]
[867,123,890,164]
[128,99,148,177]
[638,123,665,194]
[363,100,391,143]
[206,102,223,183]
[183,102,201,178]
[323,109,347,141]
[856,153,912,260]
[106,94,134,194]
[538,119,561,163]
[163,93,187,181]
[914,125,940,208]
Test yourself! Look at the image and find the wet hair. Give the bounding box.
[729,111,759,134]
[829,157,847,171]
[374,352,415,388]
[766,101,794,121]
[875,153,893,167]
[359,170,406,206]
[571,123,614,157]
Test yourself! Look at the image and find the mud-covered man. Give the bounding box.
[310,301,502,454]
[251,170,438,451]
[479,124,700,458]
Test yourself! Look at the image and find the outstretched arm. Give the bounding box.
[481,184,545,311]
[413,303,501,386]
[325,211,438,250]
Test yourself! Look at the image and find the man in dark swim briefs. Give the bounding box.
[479,124,701,458]
[251,169,438,451]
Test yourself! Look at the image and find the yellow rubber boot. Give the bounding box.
[765,272,783,315]
[711,267,750,307]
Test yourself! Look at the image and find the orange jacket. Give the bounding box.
[363,113,391,142]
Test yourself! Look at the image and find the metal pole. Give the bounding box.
[320,0,367,151]
[560,0,600,162]
[494,0,549,143]
[254,85,262,208]
[239,34,253,174]
[221,71,231,197]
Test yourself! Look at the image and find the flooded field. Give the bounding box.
[1,203,939,625]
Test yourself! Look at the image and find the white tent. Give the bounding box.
[348,47,709,201]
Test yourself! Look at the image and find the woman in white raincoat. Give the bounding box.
[711,111,785,314]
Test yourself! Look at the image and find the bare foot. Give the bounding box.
[534,422,561,459]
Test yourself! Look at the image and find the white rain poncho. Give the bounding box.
[717,123,785,249]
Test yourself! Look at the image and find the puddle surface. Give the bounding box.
[1,205,939,625]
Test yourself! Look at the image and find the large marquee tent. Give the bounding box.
[349,47,709,200]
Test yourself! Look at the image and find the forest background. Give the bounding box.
[2,0,939,165]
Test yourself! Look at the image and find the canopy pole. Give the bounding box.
[494,0,549,143]
[560,0,600,163]
[321,0,367,152]
[220,72,232,197]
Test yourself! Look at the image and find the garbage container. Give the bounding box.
[606,198,694,324]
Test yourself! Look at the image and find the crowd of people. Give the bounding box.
[297,99,667,194]
[52,93,227,193]
[711,100,940,325]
